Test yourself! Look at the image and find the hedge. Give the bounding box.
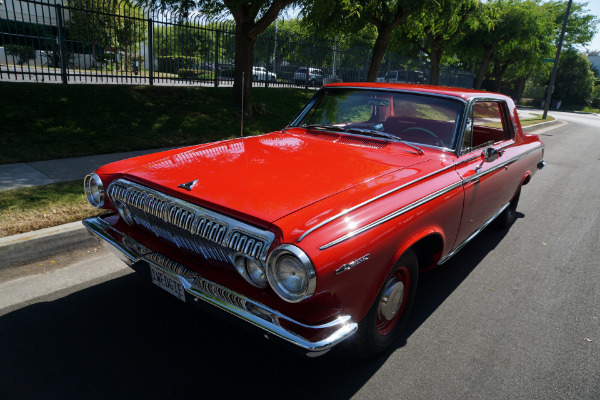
[156,56,198,74]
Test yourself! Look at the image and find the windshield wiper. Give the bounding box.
[298,124,424,156]
[300,123,347,132]
[343,127,424,155]
[343,127,399,141]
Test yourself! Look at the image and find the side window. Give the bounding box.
[463,101,511,152]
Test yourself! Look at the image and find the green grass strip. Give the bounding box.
[0,82,314,164]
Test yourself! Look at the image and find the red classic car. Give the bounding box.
[83,83,545,357]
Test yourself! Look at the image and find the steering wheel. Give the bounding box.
[401,127,444,147]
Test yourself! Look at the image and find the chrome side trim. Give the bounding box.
[317,144,544,250]
[437,202,509,265]
[460,145,542,185]
[83,215,357,355]
[319,180,464,250]
[297,162,456,243]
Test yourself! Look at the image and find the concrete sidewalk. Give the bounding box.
[0,147,175,192]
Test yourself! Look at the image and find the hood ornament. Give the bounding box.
[178,179,198,191]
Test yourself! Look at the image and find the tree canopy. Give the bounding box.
[554,47,595,104]
[67,0,147,63]
[302,0,422,82]
[398,0,478,85]
[141,0,599,108]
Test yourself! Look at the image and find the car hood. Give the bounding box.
[109,131,428,226]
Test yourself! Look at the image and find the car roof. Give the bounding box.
[322,82,511,102]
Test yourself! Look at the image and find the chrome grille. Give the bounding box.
[107,179,274,264]
[144,249,247,310]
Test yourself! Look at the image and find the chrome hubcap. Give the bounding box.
[378,279,405,321]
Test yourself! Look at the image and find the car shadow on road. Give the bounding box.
[0,224,513,400]
[400,220,514,344]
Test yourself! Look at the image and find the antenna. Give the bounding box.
[240,72,245,137]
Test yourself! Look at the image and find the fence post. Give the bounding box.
[214,31,219,88]
[305,45,310,90]
[55,4,68,84]
[148,18,154,85]
[265,38,270,88]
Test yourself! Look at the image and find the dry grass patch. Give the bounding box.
[0,180,104,238]
[520,113,555,127]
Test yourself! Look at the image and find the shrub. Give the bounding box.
[5,45,36,65]
[177,69,212,79]
[554,49,595,106]
[157,56,198,74]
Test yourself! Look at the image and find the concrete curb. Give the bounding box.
[0,221,99,270]
[523,120,562,133]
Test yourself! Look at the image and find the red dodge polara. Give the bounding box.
[83,83,545,357]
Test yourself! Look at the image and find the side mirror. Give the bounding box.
[475,147,501,172]
[482,147,499,163]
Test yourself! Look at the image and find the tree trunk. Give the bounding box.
[513,77,527,102]
[493,58,510,93]
[474,42,498,90]
[429,45,443,86]
[366,25,393,82]
[232,23,257,118]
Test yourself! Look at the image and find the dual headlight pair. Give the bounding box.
[85,173,316,303]
[85,173,135,225]
[84,173,105,208]
[234,244,316,303]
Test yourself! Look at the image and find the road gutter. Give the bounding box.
[0,221,98,270]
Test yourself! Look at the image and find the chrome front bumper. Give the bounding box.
[83,215,357,356]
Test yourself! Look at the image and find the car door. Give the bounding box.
[453,99,518,247]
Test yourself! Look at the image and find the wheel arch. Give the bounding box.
[389,229,446,276]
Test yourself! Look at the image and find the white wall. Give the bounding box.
[0,47,95,69]
[0,0,67,26]
[588,55,600,74]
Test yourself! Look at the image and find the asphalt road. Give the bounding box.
[1,112,598,400]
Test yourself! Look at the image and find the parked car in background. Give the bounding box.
[83,83,545,358]
[377,70,424,84]
[252,66,276,82]
[294,67,324,86]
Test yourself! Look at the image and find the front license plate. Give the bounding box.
[149,264,186,302]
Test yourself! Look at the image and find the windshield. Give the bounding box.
[292,88,464,149]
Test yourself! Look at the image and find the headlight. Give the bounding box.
[234,255,268,288]
[266,244,316,303]
[115,200,135,226]
[84,173,104,208]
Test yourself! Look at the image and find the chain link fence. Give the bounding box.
[1,0,474,88]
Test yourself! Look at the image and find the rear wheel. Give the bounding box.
[350,249,418,358]
[497,187,521,228]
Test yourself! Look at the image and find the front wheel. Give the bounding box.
[349,249,419,358]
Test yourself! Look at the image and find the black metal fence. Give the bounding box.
[0,0,474,88]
